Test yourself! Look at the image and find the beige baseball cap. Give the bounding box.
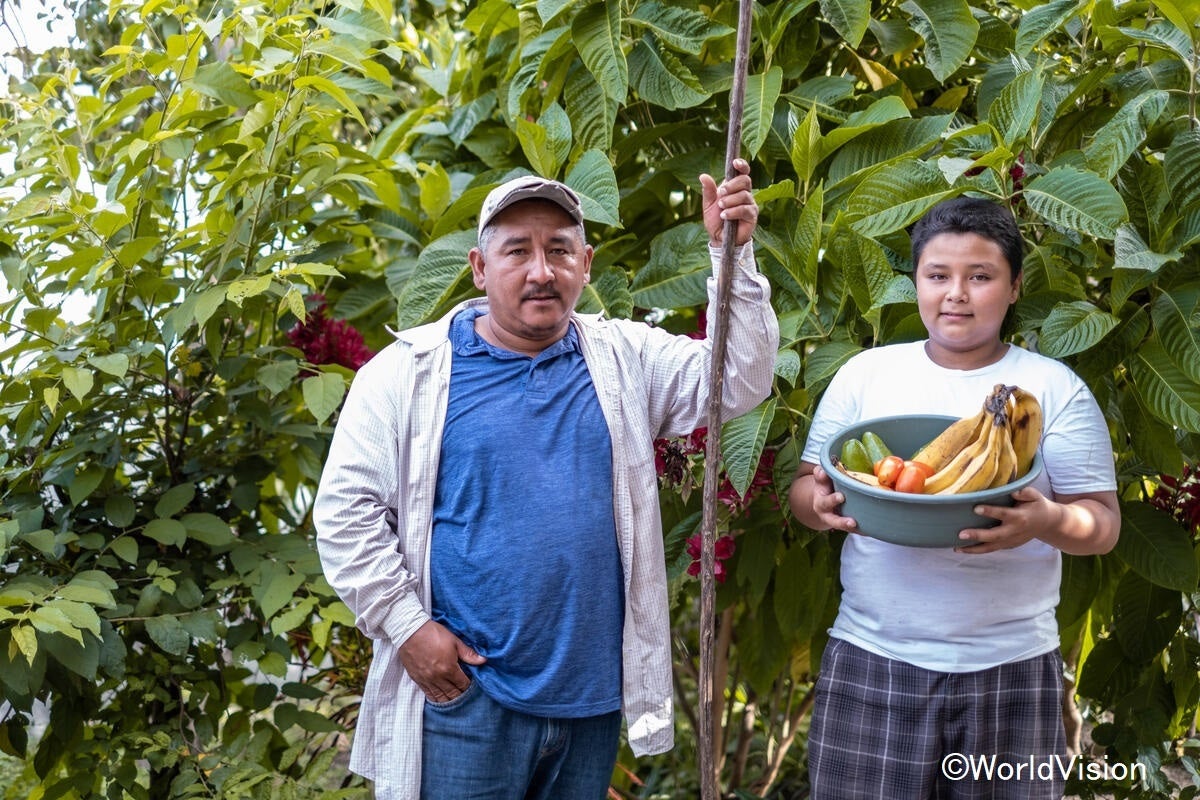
[477,176,584,237]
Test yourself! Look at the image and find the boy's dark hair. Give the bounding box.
[910,197,1023,280]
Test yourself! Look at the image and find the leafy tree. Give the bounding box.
[1,0,1199,798]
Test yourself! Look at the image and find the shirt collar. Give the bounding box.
[449,307,580,361]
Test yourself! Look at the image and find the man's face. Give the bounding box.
[469,200,592,354]
[915,232,1021,367]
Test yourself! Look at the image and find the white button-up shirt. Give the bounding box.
[314,243,778,799]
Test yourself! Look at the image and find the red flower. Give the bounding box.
[1150,463,1200,535]
[685,533,735,582]
[287,294,375,371]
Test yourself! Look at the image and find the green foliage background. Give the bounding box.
[2,0,1200,797]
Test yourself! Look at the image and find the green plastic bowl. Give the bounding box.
[818,414,1044,548]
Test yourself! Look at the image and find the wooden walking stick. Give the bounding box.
[699,0,754,797]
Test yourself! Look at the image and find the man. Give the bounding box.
[314,160,779,799]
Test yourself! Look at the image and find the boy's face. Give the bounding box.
[915,232,1021,368]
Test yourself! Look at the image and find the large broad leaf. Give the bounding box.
[564,64,617,153]
[189,61,257,108]
[804,341,863,388]
[628,37,709,111]
[743,67,784,158]
[515,102,571,178]
[507,27,571,120]
[1023,167,1128,239]
[986,68,1043,147]
[1057,554,1100,630]
[819,0,871,46]
[846,158,953,238]
[1120,388,1185,476]
[573,2,628,103]
[395,230,474,330]
[901,0,978,82]
[820,95,910,156]
[1037,300,1120,358]
[723,398,777,497]
[566,149,621,227]
[790,105,823,184]
[1084,91,1169,181]
[1113,569,1182,662]
[792,182,824,291]
[1076,636,1143,707]
[1151,284,1200,385]
[1015,0,1083,55]
[1165,130,1200,213]
[826,115,953,189]
[628,2,734,54]
[1115,21,1195,64]
[576,268,632,320]
[629,224,711,309]
[1112,224,1182,273]
[827,225,894,316]
[1113,501,1198,592]
[1129,336,1200,432]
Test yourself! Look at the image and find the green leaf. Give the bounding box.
[155,484,195,518]
[86,353,129,378]
[901,0,978,82]
[1037,301,1120,358]
[723,399,777,497]
[820,0,871,46]
[69,466,104,507]
[182,513,235,546]
[61,367,94,401]
[254,562,307,619]
[573,2,627,102]
[847,159,953,237]
[1056,554,1099,630]
[1151,284,1200,385]
[110,537,138,564]
[805,341,863,386]
[11,624,37,664]
[145,615,191,656]
[1113,501,1199,592]
[144,519,187,548]
[293,75,366,128]
[1023,167,1128,239]
[743,67,783,158]
[1115,21,1195,64]
[566,149,621,228]
[987,68,1043,147]
[190,61,257,108]
[302,372,346,425]
[1084,91,1169,180]
[577,268,633,319]
[790,105,822,184]
[628,2,734,54]
[1112,569,1182,662]
[257,360,300,396]
[630,224,711,309]
[1129,336,1200,432]
[792,182,824,290]
[820,95,910,156]
[1015,0,1083,55]
[395,231,474,330]
[628,37,709,111]
[1113,224,1182,273]
[1165,130,1200,214]
[30,606,83,644]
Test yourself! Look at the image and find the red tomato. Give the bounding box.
[894,463,927,494]
[874,455,906,488]
[908,460,935,478]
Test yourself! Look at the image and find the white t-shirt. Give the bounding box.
[801,341,1117,672]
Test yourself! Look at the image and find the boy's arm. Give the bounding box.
[958,487,1119,555]
[787,461,860,533]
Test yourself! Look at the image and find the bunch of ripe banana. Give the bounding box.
[913,383,1042,494]
[835,384,1043,494]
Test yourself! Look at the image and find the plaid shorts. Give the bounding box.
[808,638,1067,800]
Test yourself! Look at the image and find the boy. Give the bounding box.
[788,197,1120,799]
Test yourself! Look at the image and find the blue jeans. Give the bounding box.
[419,680,622,800]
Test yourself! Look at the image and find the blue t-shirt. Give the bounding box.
[430,308,624,717]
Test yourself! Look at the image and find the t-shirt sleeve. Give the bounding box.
[1041,379,1118,495]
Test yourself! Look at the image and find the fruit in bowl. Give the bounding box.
[818,385,1045,548]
